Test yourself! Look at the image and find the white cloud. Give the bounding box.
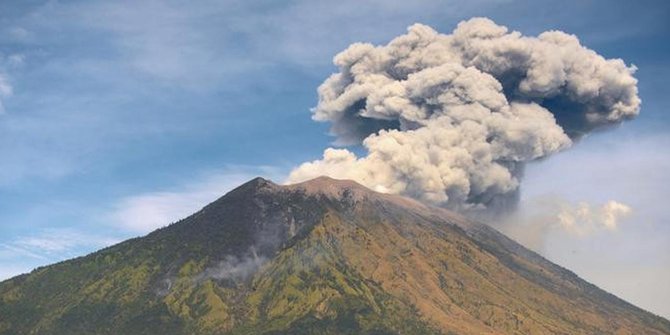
[557,200,632,236]
[497,196,634,252]
[109,166,286,234]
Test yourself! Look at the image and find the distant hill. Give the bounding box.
[1,176,668,334]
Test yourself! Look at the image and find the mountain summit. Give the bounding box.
[1,177,668,334]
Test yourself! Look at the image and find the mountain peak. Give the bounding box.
[225,176,374,204]
[284,176,446,219]
[286,176,370,198]
[221,176,278,199]
[243,176,277,188]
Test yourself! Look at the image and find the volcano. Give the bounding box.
[1,177,668,334]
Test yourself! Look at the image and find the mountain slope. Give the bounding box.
[1,177,668,334]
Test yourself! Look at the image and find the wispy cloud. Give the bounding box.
[0,55,16,114]
[12,0,494,91]
[14,230,118,254]
[0,77,9,114]
[109,166,286,234]
[0,227,121,281]
[0,228,120,259]
[498,197,634,252]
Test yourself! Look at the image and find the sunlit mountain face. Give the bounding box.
[1,177,668,335]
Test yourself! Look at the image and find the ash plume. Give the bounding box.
[288,18,639,213]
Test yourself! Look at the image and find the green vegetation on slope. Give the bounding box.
[1,177,669,335]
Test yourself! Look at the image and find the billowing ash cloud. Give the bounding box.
[288,18,640,212]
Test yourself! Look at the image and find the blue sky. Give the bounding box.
[1,0,669,318]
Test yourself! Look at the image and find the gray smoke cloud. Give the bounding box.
[288,18,639,213]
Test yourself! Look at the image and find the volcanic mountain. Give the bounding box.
[1,177,668,334]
